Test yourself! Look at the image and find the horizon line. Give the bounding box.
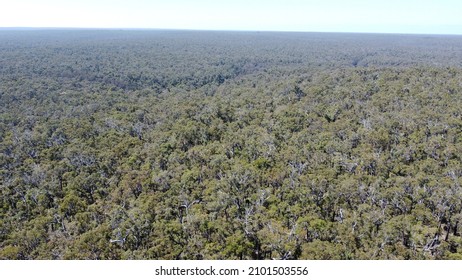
[1,27,462,36]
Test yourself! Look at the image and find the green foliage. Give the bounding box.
[2,30,462,259]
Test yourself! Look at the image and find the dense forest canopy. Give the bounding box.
[1,30,462,259]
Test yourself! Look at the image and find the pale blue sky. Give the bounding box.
[1,0,461,34]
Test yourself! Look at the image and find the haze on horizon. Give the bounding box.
[1,0,461,35]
